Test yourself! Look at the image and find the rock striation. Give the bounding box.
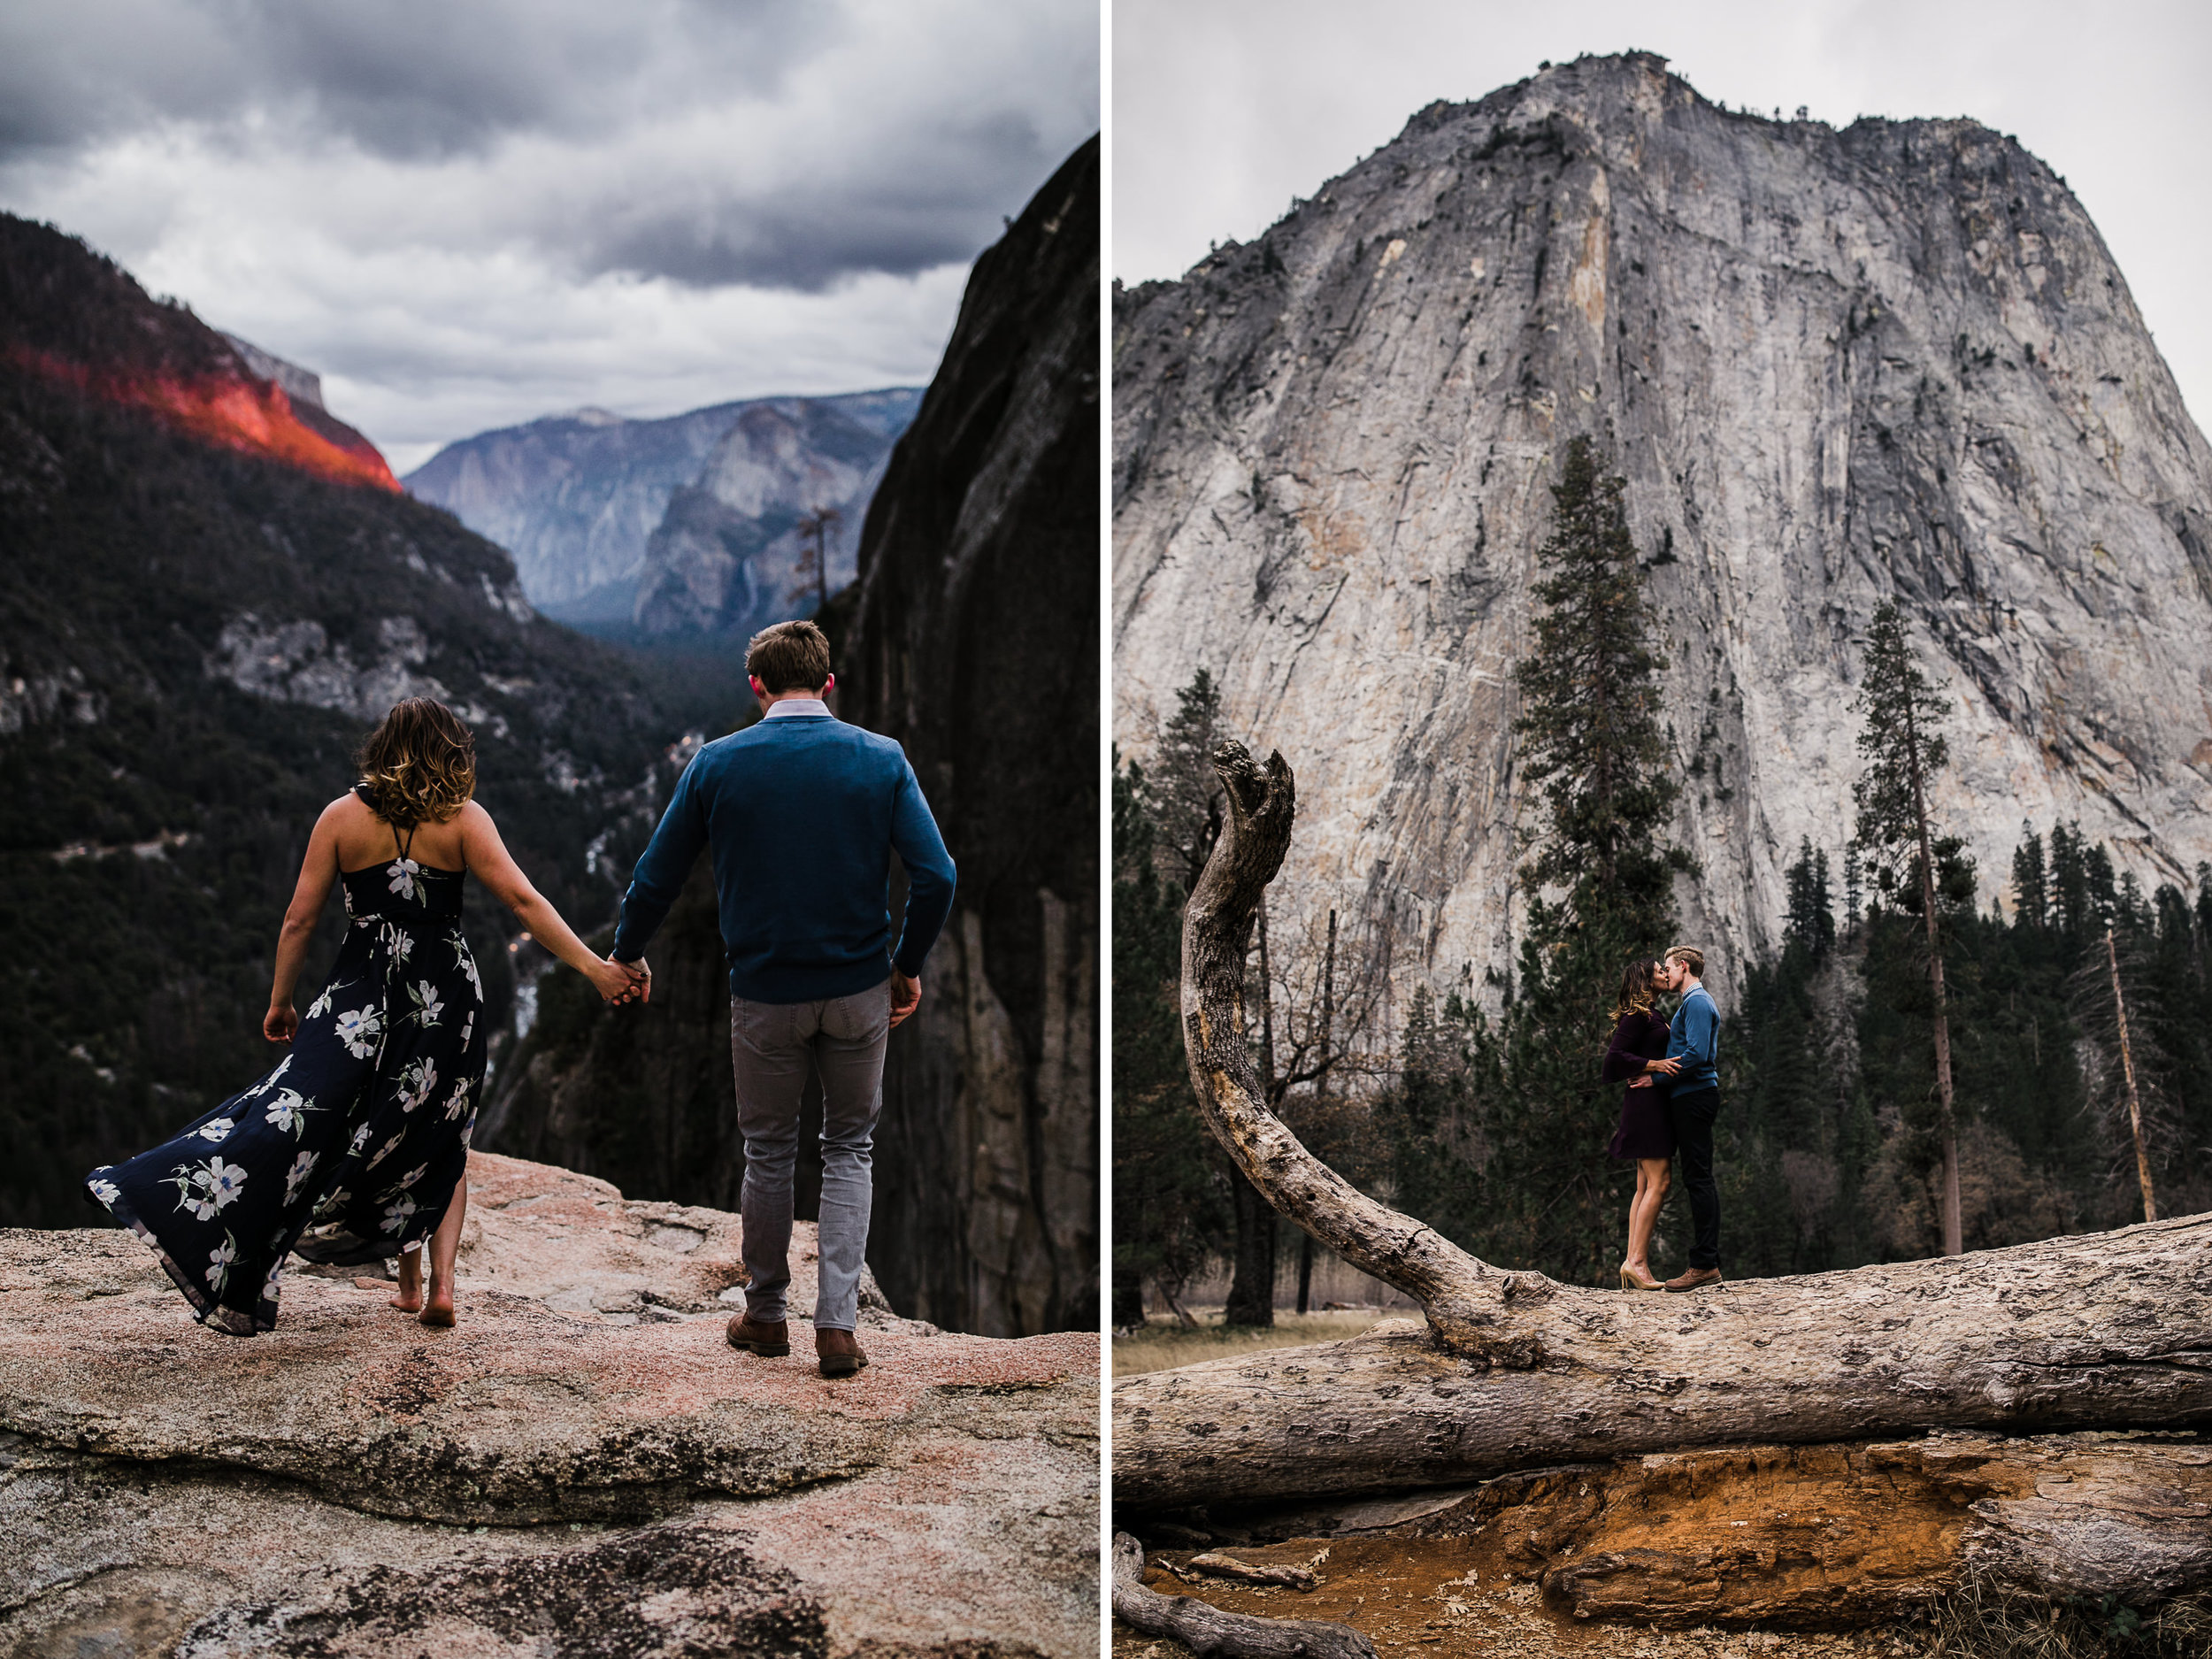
[1111,53,2212,1016]
[403,389,921,623]
[0,1152,1099,1655]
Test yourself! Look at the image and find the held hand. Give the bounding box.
[888,970,921,1029]
[1626,1074,1654,1088]
[592,956,650,1006]
[1649,1057,1681,1076]
[264,1003,298,1044]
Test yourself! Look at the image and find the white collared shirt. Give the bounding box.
[763,698,831,719]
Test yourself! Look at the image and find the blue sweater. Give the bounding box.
[1665,985,1720,1094]
[610,714,956,1003]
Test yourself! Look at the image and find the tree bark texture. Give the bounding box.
[1112,1533,1375,1659]
[1145,742,2212,1516]
[2107,925,2159,1223]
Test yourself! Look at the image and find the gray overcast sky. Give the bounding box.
[1114,0,2212,432]
[1,0,1098,472]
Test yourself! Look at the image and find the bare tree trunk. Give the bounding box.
[1295,1233,1314,1315]
[1111,1533,1375,1659]
[1139,741,2212,1516]
[1225,896,1278,1327]
[2107,926,2159,1224]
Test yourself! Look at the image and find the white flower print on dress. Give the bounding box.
[305,985,334,1020]
[451,933,483,999]
[206,1233,237,1294]
[264,1088,313,1137]
[204,1157,248,1210]
[381,1194,419,1233]
[379,1164,429,1202]
[349,1123,373,1156]
[387,856,422,902]
[442,1077,472,1121]
[365,1134,401,1171]
[407,979,444,1028]
[195,1117,236,1142]
[396,1056,439,1113]
[262,1256,284,1301]
[285,1149,319,1203]
[381,922,415,963]
[312,1185,351,1219]
[334,1005,383,1059]
[246,1055,294,1098]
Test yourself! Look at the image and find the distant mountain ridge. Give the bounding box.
[0,214,396,493]
[404,388,922,626]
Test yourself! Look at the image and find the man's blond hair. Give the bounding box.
[1664,945,1706,979]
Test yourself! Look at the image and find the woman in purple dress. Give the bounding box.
[1603,958,1678,1290]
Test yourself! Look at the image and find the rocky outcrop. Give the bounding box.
[403,389,921,621]
[844,134,1100,1337]
[634,395,918,637]
[1111,53,2212,1016]
[0,1152,1099,1655]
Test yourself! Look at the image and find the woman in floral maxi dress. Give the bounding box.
[87,698,641,1333]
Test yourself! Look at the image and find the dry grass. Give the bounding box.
[1930,1570,2212,1659]
[1112,1308,1394,1376]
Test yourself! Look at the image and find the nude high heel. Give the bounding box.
[1621,1264,1663,1291]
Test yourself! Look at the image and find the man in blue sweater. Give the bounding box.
[1651,944,1724,1291]
[608,620,955,1377]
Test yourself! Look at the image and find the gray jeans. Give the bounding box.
[729,981,890,1333]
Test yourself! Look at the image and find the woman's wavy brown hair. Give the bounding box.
[1610,957,1662,1024]
[355,698,475,826]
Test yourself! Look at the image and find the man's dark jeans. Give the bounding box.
[1666,1086,1722,1271]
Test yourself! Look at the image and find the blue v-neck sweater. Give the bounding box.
[610,714,956,1003]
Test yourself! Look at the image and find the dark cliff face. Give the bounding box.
[482,136,1100,1337]
[0,215,708,1227]
[1112,53,2212,1012]
[845,134,1100,1337]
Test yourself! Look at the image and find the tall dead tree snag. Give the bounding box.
[1141,741,2212,1519]
[2105,925,2158,1224]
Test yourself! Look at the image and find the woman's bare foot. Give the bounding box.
[389,1252,424,1313]
[419,1276,457,1328]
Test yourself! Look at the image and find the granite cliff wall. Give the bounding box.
[1112,53,2212,1025]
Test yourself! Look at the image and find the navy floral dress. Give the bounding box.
[85,789,487,1335]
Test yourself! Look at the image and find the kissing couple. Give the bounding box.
[1602,945,1724,1293]
[86,619,954,1379]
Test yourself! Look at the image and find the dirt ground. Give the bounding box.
[1113,1535,1939,1657]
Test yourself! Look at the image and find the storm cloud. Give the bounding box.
[0,0,1097,465]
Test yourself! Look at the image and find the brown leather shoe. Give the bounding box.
[816,1328,869,1378]
[726,1315,790,1356]
[1664,1266,1724,1293]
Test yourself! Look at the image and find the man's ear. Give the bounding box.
[822,672,836,695]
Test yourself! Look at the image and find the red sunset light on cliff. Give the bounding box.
[10,347,402,492]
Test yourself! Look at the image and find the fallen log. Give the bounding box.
[1125,743,2212,1531]
[1110,1532,1372,1658]
[1188,1552,1321,1591]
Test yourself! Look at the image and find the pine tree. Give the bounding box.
[2011,824,2047,929]
[1784,838,1836,960]
[1148,668,1226,890]
[1511,436,1685,941]
[1110,752,1226,1326]
[1849,600,1973,1256]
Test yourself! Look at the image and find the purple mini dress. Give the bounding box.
[1603,1008,1676,1161]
